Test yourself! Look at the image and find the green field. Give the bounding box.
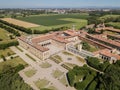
[0,28,11,41]
[17,14,89,31]
[0,48,15,58]
[0,28,16,43]
[0,56,27,72]
[106,22,120,29]
[100,15,120,20]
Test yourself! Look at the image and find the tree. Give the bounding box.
[67,70,75,86]
[87,28,96,34]
[1,55,6,61]
[7,52,11,56]
[81,41,91,51]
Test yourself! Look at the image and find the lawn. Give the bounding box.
[47,86,57,90]
[0,28,16,45]
[35,78,50,89]
[51,55,62,64]
[89,44,99,52]
[40,62,52,68]
[59,75,69,86]
[0,28,11,41]
[63,62,76,69]
[0,48,15,58]
[52,69,64,79]
[62,51,73,56]
[17,14,88,31]
[24,68,37,77]
[0,56,27,72]
[76,56,86,63]
[54,55,62,61]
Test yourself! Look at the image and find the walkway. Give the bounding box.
[10,46,75,90]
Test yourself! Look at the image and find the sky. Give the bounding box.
[0,0,120,8]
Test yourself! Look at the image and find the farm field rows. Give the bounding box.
[1,18,40,28]
[17,14,89,31]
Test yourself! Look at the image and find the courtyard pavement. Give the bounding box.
[10,46,76,90]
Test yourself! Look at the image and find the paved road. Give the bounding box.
[10,46,75,90]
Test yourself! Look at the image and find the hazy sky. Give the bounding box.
[0,0,120,8]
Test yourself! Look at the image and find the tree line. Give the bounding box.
[0,40,19,50]
[0,19,70,34]
[0,23,20,36]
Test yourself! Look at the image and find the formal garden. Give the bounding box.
[67,57,120,90]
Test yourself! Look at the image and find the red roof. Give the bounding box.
[88,34,120,48]
[18,36,49,52]
[94,49,120,60]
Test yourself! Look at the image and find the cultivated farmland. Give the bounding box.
[1,18,40,28]
[17,14,89,31]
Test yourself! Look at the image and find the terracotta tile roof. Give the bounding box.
[96,27,120,33]
[32,34,55,43]
[18,36,49,52]
[79,34,113,50]
[94,49,120,60]
[100,51,120,60]
[52,36,70,44]
[93,49,111,55]
[88,34,120,48]
[106,34,120,40]
[64,30,78,36]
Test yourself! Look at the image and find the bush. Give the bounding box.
[67,70,75,86]
[0,64,33,90]
[86,57,110,71]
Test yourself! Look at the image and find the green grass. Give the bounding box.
[40,62,52,68]
[0,28,10,40]
[0,28,15,41]
[0,57,27,72]
[17,14,88,31]
[100,15,120,20]
[47,86,57,90]
[24,69,37,77]
[59,75,69,86]
[51,55,62,64]
[54,55,62,61]
[0,48,15,58]
[74,75,84,83]
[76,56,86,63]
[35,78,50,89]
[52,69,64,79]
[106,22,120,29]
[61,64,71,70]
[62,51,73,56]
[89,45,99,52]
[64,63,76,69]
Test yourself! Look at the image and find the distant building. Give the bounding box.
[94,49,120,62]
